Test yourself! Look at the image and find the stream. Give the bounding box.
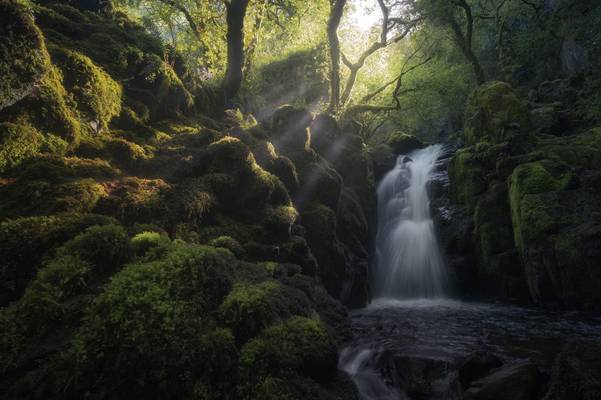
[339,146,601,400]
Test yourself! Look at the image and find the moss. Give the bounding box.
[218,281,313,343]
[50,46,122,132]
[166,178,218,229]
[104,137,148,168]
[239,316,338,385]
[1,49,82,145]
[61,243,235,398]
[464,81,531,151]
[0,122,44,174]
[0,213,116,306]
[509,161,571,254]
[538,127,601,170]
[0,0,49,111]
[97,177,171,224]
[131,231,171,259]
[0,177,108,219]
[250,373,358,400]
[58,224,132,276]
[387,132,425,155]
[196,328,239,393]
[17,155,120,182]
[448,147,489,210]
[209,236,245,259]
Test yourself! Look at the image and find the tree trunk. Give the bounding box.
[224,0,250,102]
[327,0,347,112]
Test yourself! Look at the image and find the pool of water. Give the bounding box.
[339,298,601,400]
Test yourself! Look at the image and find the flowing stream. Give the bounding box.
[339,145,601,400]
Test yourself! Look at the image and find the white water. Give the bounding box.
[374,145,447,299]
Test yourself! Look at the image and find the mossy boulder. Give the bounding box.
[387,132,425,155]
[0,0,49,111]
[310,114,342,157]
[239,316,339,390]
[131,230,171,259]
[271,105,313,156]
[59,243,236,398]
[0,213,116,306]
[218,281,313,343]
[0,123,44,174]
[464,81,531,152]
[509,160,601,306]
[50,47,122,132]
[448,147,490,211]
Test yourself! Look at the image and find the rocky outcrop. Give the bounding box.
[446,80,601,307]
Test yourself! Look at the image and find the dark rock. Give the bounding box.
[543,340,601,400]
[459,352,503,389]
[561,38,589,77]
[465,360,541,400]
[271,105,314,156]
[387,132,425,155]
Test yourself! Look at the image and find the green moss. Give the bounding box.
[17,155,120,182]
[0,122,44,174]
[131,231,171,259]
[509,161,571,253]
[464,81,531,151]
[0,213,116,305]
[209,236,245,258]
[239,316,338,386]
[50,46,122,132]
[218,281,313,343]
[0,176,108,219]
[96,177,170,225]
[0,0,49,111]
[58,224,132,276]
[105,137,148,167]
[62,243,235,398]
[538,128,601,170]
[448,147,489,210]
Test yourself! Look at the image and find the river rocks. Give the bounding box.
[465,360,541,400]
[543,340,601,400]
[458,352,503,389]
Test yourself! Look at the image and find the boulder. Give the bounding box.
[544,340,601,400]
[464,81,531,152]
[465,360,541,400]
[271,105,314,156]
[387,132,425,155]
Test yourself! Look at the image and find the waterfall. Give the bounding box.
[374,144,447,298]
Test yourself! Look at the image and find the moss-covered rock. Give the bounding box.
[509,159,601,306]
[464,81,531,151]
[0,213,116,306]
[0,0,49,111]
[271,105,313,156]
[448,147,490,210]
[387,132,425,155]
[59,243,236,399]
[218,281,313,343]
[0,122,44,174]
[131,230,171,259]
[239,316,338,390]
[50,46,122,132]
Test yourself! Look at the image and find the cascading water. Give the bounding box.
[374,144,447,298]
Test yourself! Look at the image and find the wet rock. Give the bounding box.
[458,352,503,389]
[530,105,562,135]
[465,360,541,400]
[543,340,601,400]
